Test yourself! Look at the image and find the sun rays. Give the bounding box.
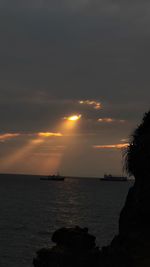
[0,101,128,175]
[0,115,82,174]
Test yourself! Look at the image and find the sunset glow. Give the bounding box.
[67,115,81,121]
[37,132,63,137]
[61,114,82,132]
[93,143,129,149]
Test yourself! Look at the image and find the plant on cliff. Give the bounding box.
[125,110,150,178]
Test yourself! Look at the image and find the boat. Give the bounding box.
[100,174,127,181]
[40,173,65,181]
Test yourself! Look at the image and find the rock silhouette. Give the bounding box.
[100,110,150,266]
[33,110,150,267]
[33,226,100,267]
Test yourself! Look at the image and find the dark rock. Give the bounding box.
[33,226,100,267]
[52,226,95,250]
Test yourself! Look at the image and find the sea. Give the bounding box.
[0,174,133,267]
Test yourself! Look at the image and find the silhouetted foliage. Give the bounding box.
[125,110,150,178]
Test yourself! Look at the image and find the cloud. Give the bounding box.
[0,132,63,142]
[0,0,149,13]
[93,143,129,149]
[0,133,21,142]
[79,100,102,110]
[0,3,150,108]
[98,118,125,123]
[37,132,63,137]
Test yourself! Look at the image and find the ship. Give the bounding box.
[100,174,127,182]
[40,173,65,181]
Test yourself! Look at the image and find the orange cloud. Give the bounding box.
[37,132,63,137]
[93,143,129,149]
[0,132,63,142]
[79,100,101,110]
[0,133,20,142]
[98,118,125,123]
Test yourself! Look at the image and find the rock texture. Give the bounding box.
[33,111,150,267]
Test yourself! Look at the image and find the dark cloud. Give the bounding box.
[0,2,150,102]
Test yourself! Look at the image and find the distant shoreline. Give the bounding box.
[0,173,134,180]
[0,173,102,179]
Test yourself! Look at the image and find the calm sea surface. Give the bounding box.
[0,174,133,267]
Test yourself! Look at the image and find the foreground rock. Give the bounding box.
[33,111,150,266]
[33,226,101,267]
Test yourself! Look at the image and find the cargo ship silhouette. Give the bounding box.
[40,173,65,181]
[100,174,127,181]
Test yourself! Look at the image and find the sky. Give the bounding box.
[0,1,150,177]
